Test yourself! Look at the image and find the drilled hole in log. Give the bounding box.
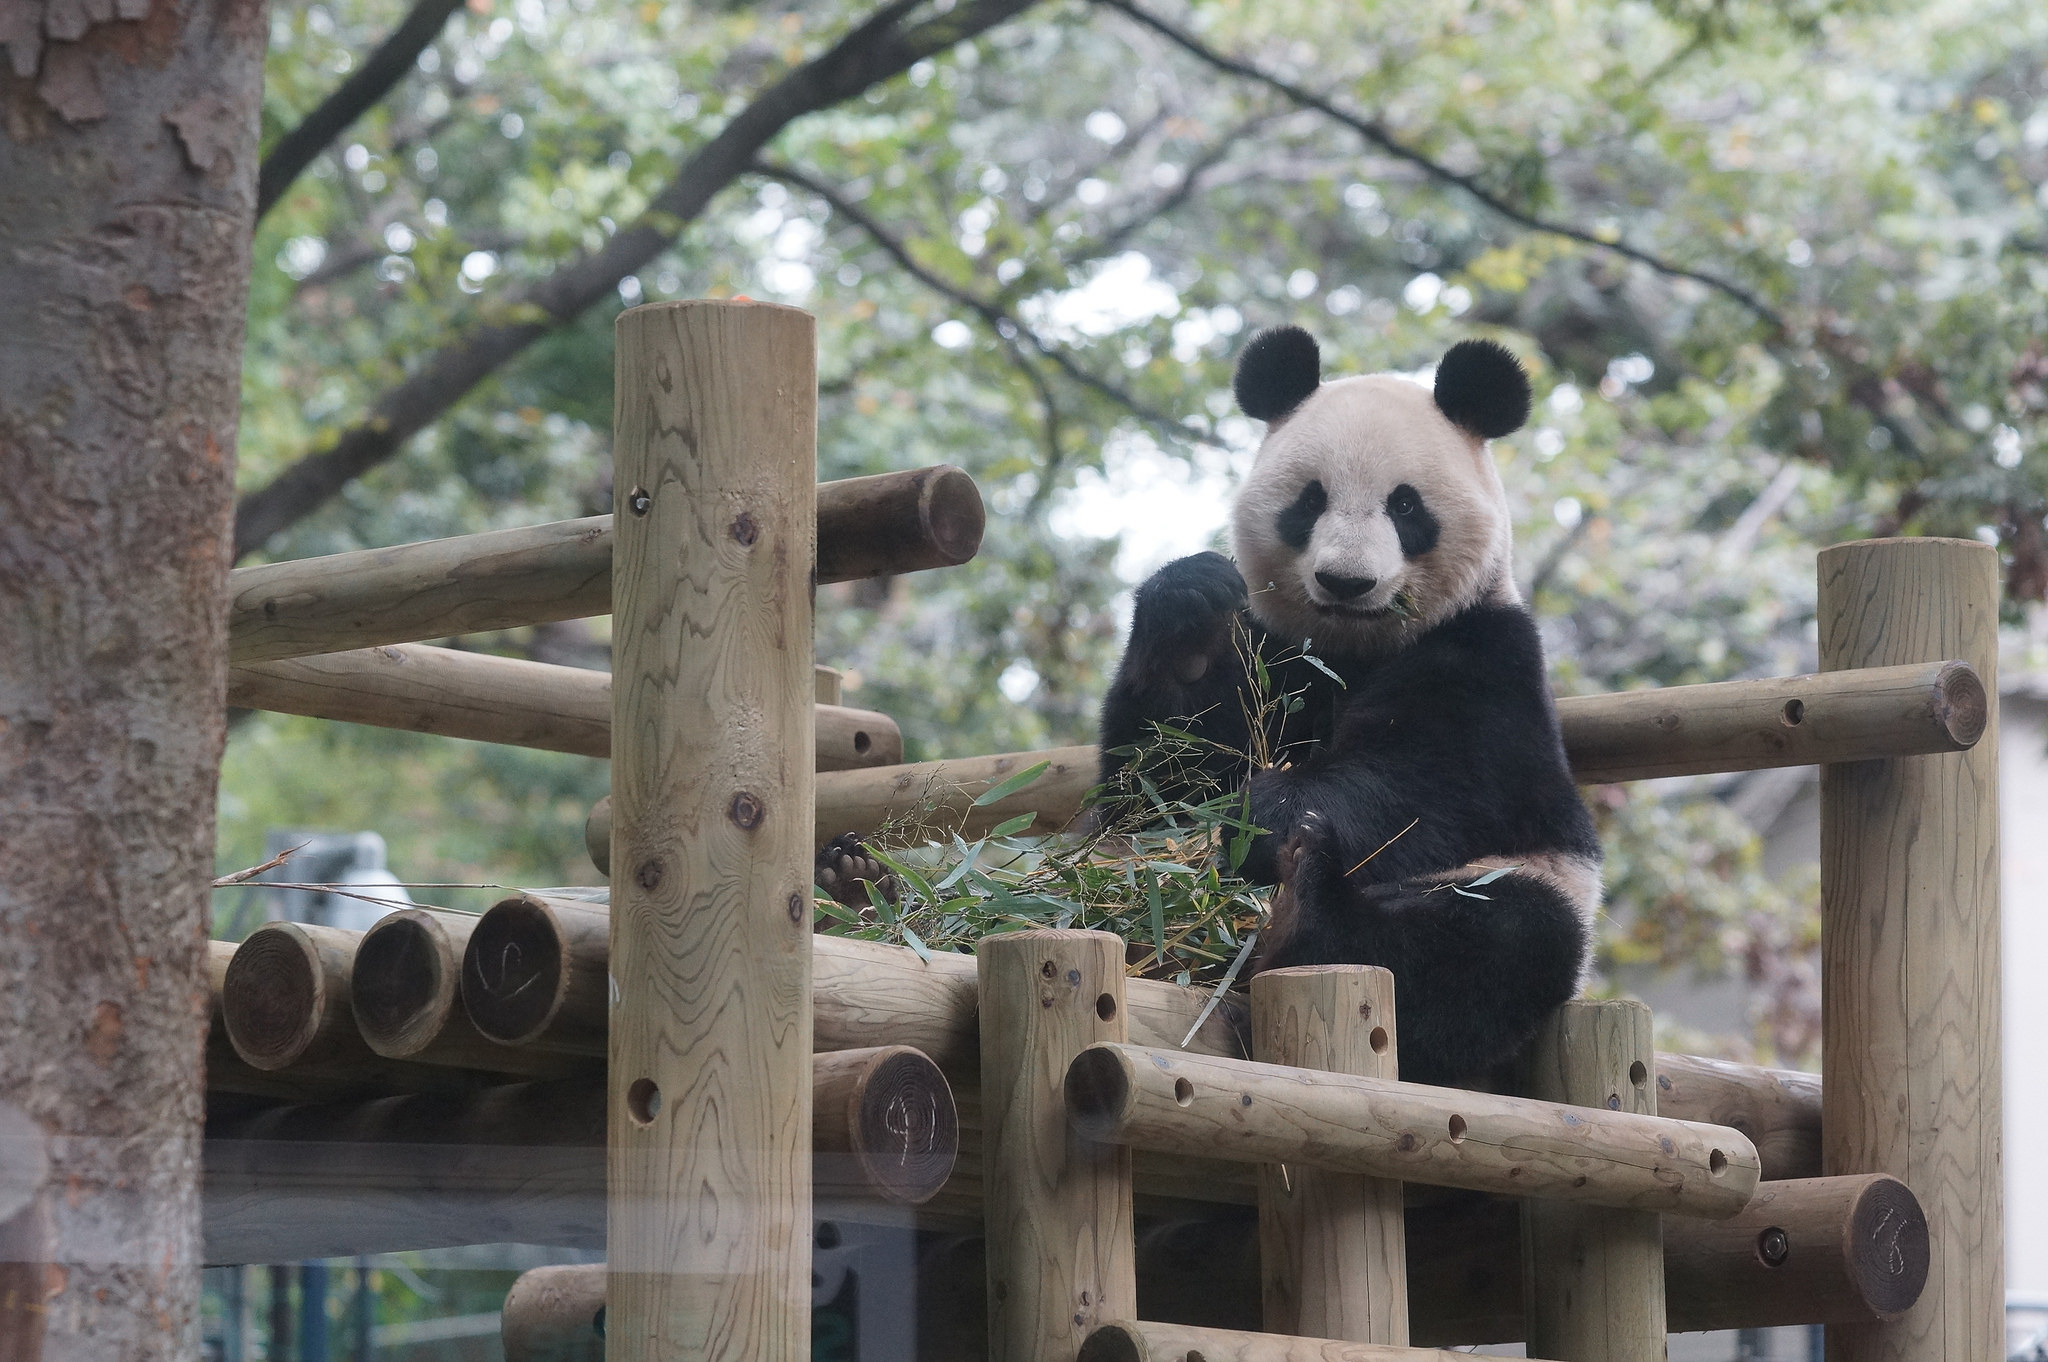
[1096,993,1117,1021]
[1064,1047,1132,1135]
[463,897,566,1045]
[1709,1148,1728,1175]
[1629,1059,1648,1087]
[1781,698,1806,726]
[1173,1078,1194,1107]
[1448,1114,1467,1143]
[627,1078,661,1125]
[1369,1026,1389,1054]
[853,730,872,754]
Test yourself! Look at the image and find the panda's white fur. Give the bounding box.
[1098,329,1603,1085]
[1232,373,1519,656]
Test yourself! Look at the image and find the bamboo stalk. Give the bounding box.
[229,645,902,771]
[1518,1000,1665,1361]
[228,464,984,664]
[1064,1042,1759,1217]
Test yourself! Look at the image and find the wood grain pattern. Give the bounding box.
[1076,1319,1553,1362]
[227,464,982,663]
[1817,537,2002,1362]
[1652,1052,1819,1181]
[1253,966,1406,1344]
[979,930,1137,1362]
[1518,1000,1667,1362]
[607,300,817,1362]
[1063,1043,1759,1217]
[350,908,572,1076]
[814,744,1099,846]
[231,644,901,770]
[811,1045,960,1206]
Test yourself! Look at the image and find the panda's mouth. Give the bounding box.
[1312,599,1399,619]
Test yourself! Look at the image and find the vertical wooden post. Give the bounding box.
[607,300,818,1362]
[1521,998,1667,1362]
[1251,965,1407,1345]
[980,929,1137,1362]
[1818,538,2001,1362]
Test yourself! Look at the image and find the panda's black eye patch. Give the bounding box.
[1386,483,1439,558]
[1276,480,1327,550]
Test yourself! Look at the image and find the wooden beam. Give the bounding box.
[1518,1000,1665,1361]
[229,645,902,770]
[1063,1042,1759,1217]
[1818,538,2003,1362]
[350,908,572,1076]
[1253,966,1406,1344]
[979,930,1136,1362]
[1078,1320,1518,1361]
[607,299,816,1362]
[227,463,984,663]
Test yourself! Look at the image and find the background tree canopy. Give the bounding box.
[221,0,2048,1065]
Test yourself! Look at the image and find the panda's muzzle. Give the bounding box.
[1313,571,1377,601]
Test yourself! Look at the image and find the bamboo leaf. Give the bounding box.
[971,760,1052,808]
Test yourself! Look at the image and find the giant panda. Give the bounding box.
[1098,326,1600,1087]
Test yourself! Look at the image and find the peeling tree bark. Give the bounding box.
[0,2,264,1358]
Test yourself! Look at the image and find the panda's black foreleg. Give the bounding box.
[1260,822,1587,1088]
[1098,551,1255,798]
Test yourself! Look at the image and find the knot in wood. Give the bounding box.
[626,486,652,516]
[728,792,765,830]
[731,511,759,546]
[787,893,803,924]
[635,859,663,891]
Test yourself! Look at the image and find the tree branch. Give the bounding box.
[755,158,1195,452]
[234,0,1044,559]
[1095,0,1789,333]
[257,0,466,222]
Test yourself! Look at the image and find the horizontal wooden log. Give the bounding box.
[1064,1043,1760,1217]
[227,464,985,663]
[229,645,901,771]
[1653,1051,1819,1182]
[456,894,1240,1070]
[203,1045,958,1263]
[1561,658,1985,781]
[1398,1176,1925,1343]
[1079,1320,1500,1362]
[791,663,1988,847]
[351,908,573,1076]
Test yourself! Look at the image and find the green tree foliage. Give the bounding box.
[223,0,2048,1063]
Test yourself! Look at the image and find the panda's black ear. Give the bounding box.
[1433,339,1531,439]
[1233,326,1321,422]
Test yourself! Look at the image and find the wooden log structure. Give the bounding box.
[1818,538,2003,1362]
[350,908,573,1076]
[786,661,1990,853]
[1252,966,1406,1344]
[1063,1042,1760,1217]
[1517,999,1665,1362]
[503,1265,607,1362]
[606,299,817,1362]
[457,895,1243,1072]
[979,930,1136,1362]
[1077,1320,1531,1362]
[227,463,985,664]
[202,1044,956,1264]
[229,644,902,771]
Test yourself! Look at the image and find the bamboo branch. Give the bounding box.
[257,0,467,221]
[232,0,1045,559]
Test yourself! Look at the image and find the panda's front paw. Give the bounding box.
[814,833,902,917]
[1125,552,1248,687]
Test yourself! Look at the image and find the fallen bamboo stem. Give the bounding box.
[1064,1043,1760,1217]
[228,464,985,663]
[229,645,902,770]
[203,1045,958,1264]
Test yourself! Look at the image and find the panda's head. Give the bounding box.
[1228,327,1531,655]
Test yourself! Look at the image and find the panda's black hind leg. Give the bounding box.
[1258,840,1588,1087]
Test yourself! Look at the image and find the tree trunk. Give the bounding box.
[0,3,263,1357]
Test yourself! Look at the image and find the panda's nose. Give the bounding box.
[1315,571,1378,601]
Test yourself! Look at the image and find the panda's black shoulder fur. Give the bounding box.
[1098,554,1596,1085]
